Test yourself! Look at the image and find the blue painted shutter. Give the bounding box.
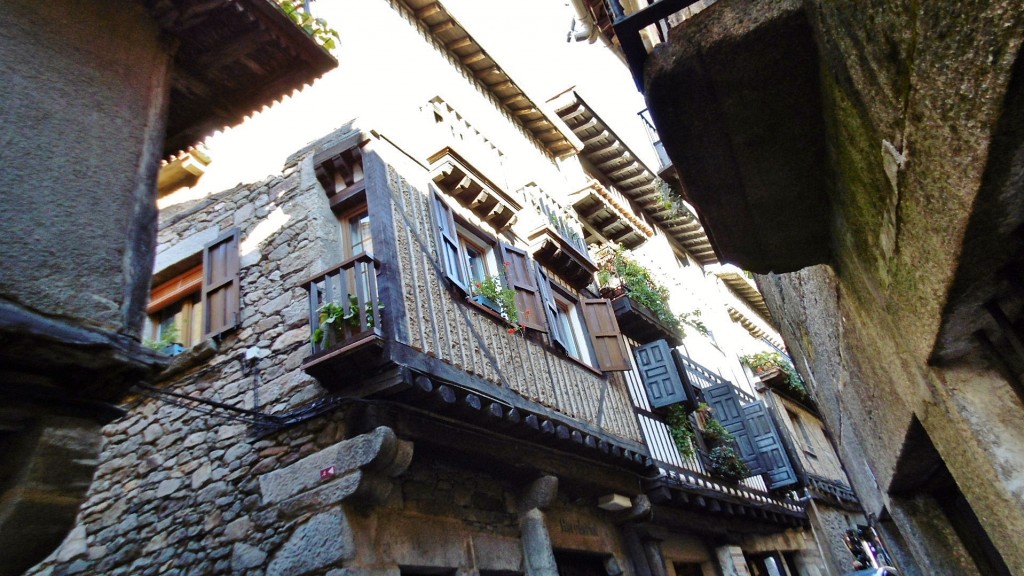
[536,264,568,352]
[703,383,763,475]
[430,188,467,293]
[635,339,688,408]
[743,401,798,490]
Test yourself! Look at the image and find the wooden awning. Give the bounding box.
[150,0,338,156]
[430,148,521,231]
[550,90,718,265]
[570,180,653,250]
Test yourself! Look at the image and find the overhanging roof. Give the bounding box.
[399,0,582,159]
[714,267,772,320]
[150,0,338,156]
[550,90,718,265]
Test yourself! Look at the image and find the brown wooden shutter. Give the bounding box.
[430,188,468,293]
[536,263,569,351]
[499,243,546,331]
[202,228,240,339]
[581,298,631,371]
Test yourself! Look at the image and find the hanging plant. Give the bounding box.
[740,351,809,400]
[597,245,682,336]
[701,417,734,446]
[706,446,751,482]
[666,405,696,460]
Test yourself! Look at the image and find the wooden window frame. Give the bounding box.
[338,202,372,258]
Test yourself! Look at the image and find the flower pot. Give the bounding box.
[160,342,187,356]
[472,294,502,314]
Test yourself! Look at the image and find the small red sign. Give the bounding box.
[320,466,336,480]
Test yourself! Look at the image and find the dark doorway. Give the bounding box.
[554,549,609,576]
[673,562,703,576]
[889,419,1011,576]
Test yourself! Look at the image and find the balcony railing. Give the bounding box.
[301,253,385,387]
[526,191,597,289]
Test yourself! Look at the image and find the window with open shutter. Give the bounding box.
[743,401,799,490]
[634,339,689,405]
[580,298,631,371]
[536,264,568,351]
[703,383,764,475]
[500,243,546,331]
[202,228,240,339]
[430,188,467,293]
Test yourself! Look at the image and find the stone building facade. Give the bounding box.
[0,1,333,572]
[29,1,868,575]
[575,0,1024,573]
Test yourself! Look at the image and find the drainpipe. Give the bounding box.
[568,0,596,42]
[567,0,629,67]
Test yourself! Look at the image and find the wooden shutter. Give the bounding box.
[430,188,467,293]
[703,383,764,474]
[634,339,689,406]
[743,401,799,490]
[582,299,631,371]
[500,243,545,331]
[536,264,568,351]
[202,228,240,339]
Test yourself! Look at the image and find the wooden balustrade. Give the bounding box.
[304,253,382,356]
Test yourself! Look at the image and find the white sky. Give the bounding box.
[441,0,659,169]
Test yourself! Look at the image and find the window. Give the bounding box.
[345,208,372,257]
[145,228,240,353]
[146,265,203,349]
[461,237,489,285]
[554,293,584,362]
[788,408,817,457]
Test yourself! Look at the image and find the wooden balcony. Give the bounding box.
[606,291,682,347]
[570,180,651,250]
[300,254,386,389]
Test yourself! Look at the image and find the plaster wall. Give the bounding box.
[0,0,168,336]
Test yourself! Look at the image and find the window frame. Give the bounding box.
[338,203,373,258]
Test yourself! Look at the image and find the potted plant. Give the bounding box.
[312,295,383,347]
[596,245,683,336]
[471,271,522,332]
[144,322,185,356]
[740,351,809,400]
[701,416,734,446]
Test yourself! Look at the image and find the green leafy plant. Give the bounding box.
[706,446,752,482]
[597,245,682,336]
[679,309,709,336]
[472,270,523,333]
[701,417,734,446]
[277,0,340,50]
[666,405,696,460]
[312,296,383,347]
[740,351,808,399]
[143,322,179,352]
